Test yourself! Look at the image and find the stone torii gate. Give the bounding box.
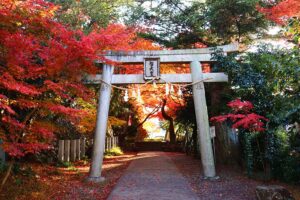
[87,43,238,182]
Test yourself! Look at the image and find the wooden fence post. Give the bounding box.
[80,138,86,158]
[70,140,76,162]
[110,137,112,149]
[64,140,70,162]
[105,137,108,151]
[58,140,64,162]
[76,139,81,160]
[109,137,114,149]
[108,137,112,150]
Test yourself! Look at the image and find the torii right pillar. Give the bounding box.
[190,60,217,179]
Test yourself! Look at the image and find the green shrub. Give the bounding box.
[105,147,123,156]
[212,45,300,183]
[15,178,23,186]
[272,127,300,183]
[277,154,300,183]
[67,165,78,172]
[56,161,73,168]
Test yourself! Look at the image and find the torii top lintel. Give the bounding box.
[100,43,238,63]
[88,43,239,84]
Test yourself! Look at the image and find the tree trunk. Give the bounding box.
[161,99,176,144]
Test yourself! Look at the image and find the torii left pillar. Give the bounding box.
[88,64,114,182]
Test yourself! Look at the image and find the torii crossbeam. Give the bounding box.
[87,43,239,182]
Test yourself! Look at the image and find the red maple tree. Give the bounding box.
[0,0,155,159]
[258,0,300,24]
[210,99,268,132]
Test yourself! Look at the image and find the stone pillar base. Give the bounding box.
[202,176,220,181]
[86,176,105,183]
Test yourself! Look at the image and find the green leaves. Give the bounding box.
[206,0,267,43]
[213,45,300,127]
[50,0,132,32]
[125,0,268,47]
[212,45,300,182]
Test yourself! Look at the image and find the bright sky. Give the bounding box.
[247,26,295,52]
[144,118,166,139]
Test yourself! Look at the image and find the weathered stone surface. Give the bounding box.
[256,185,295,200]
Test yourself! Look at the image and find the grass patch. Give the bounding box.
[105,147,123,157]
[67,165,78,172]
[56,161,73,168]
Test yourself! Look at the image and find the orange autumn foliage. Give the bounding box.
[258,0,300,24]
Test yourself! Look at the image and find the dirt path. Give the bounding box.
[107,152,199,200]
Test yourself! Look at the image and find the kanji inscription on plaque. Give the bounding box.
[144,58,160,80]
